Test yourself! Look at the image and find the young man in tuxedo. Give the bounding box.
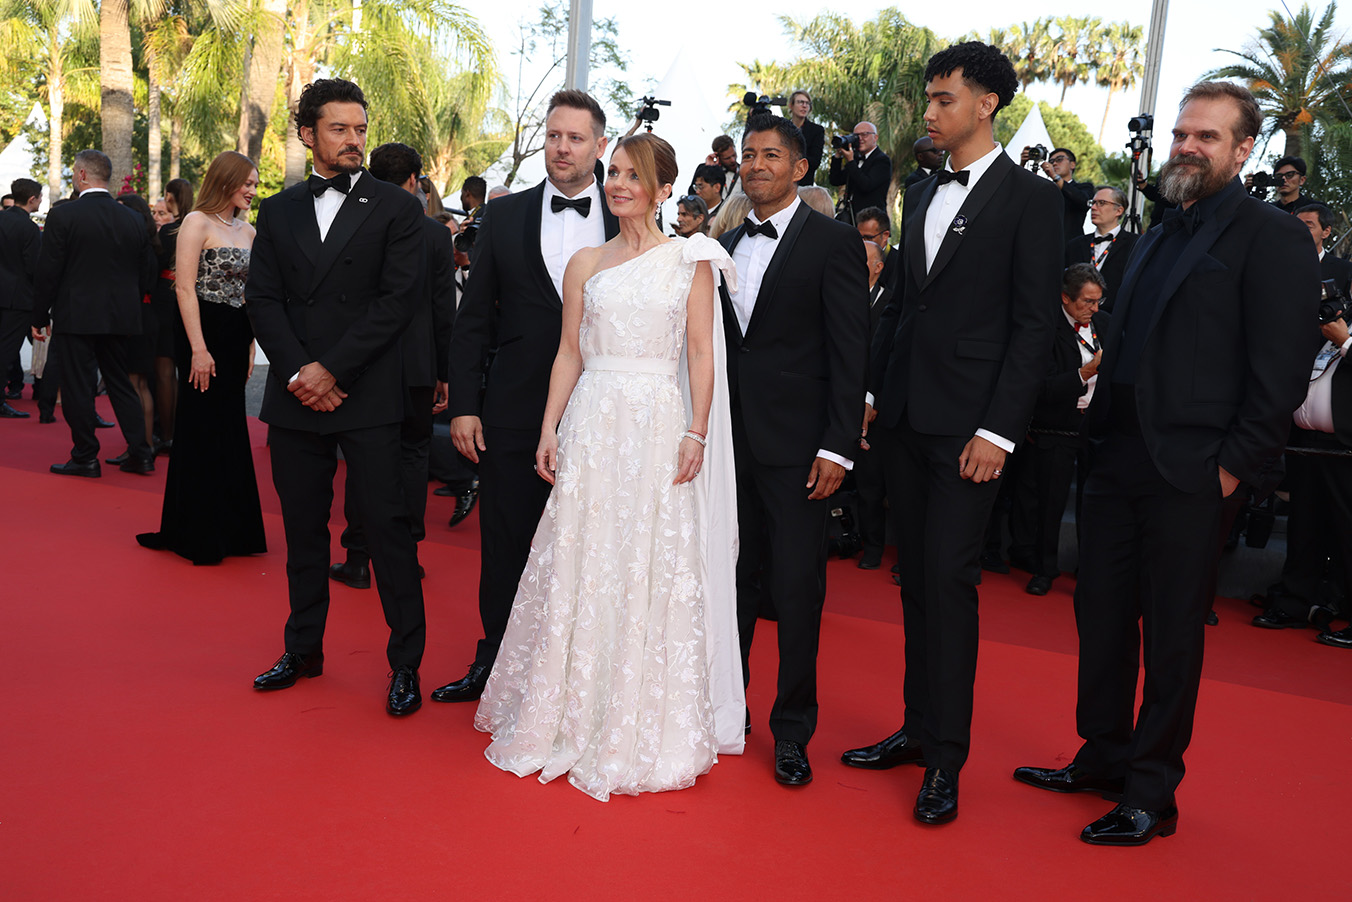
[719,115,869,786]
[828,122,891,220]
[0,178,42,420]
[329,141,455,591]
[1013,82,1318,845]
[31,150,157,476]
[842,42,1061,825]
[1065,186,1139,312]
[432,90,618,703]
[245,79,429,716]
[787,90,826,187]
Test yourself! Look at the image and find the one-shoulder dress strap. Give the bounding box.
[680,233,739,295]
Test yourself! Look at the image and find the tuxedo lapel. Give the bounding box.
[307,173,378,295]
[744,203,812,341]
[523,182,561,307]
[904,179,937,290]
[922,154,1015,290]
[1141,188,1245,340]
[1101,227,1161,355]
[287,186,321,264]
[718,226,746,343]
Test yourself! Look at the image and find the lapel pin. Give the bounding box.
[358,197,369,203]
[951,214,967,236]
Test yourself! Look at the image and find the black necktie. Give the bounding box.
[551,195,592,216]
[743,218,778,240]
[1162,204,1199,236]
[308,172,351,197]
[1090,233,1114,245]
[934,169,970,187]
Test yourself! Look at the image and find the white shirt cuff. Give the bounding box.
[975,428,1016,454]
[1340,336,1352,356]
[818,449,853,471]
[288,371,301,384]
[864,392,875,408]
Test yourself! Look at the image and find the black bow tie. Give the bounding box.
[551,195,592,216]
[743,218,779,240]
[1090,233,1114,245]
[935,169,970,187]
[308,172,351,197]
[1162,204,1199,236]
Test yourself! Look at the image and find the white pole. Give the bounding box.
[1130,0,1170,229]
[565,0,593,92]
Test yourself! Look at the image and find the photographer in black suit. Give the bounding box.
[829,122,891,221]
[843,42,1061,826]
[1023,146,1095,243]
[432,90,619,704]
[1008,264,1107,596]
[0,178,42,420]
[32,150,157,476]
[1065,186,1138,312]
[1297,204,1352,294]
[787,90,826,186]
[246,79,428,716]
[1014,82,1318,845]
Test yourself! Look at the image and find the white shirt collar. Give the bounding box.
[747,195,801,231]
[1096,224,1122,239]
[79,187,110,197]
[943,143,1003,190]
[1319,248,1326,260]
[1063,308,1086,330]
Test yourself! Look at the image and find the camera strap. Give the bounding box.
[1312,341,1340,380]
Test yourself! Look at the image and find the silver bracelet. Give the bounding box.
[683,430,707,447]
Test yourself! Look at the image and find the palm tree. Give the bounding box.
[1095,21,1145,144]
[235,0,285,162]
[1006,19,1054,91]
[1050,16,1103,107]
[1207,2,1352,158]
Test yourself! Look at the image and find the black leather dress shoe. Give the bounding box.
[386,666,421,716]
[3,387,20,400]
[1025,575,1053,596]
[914,767,959,824]
[1080,802,1178,846]
[39,412,56,424]
[841,727,925,769]
[119,456,155,475]
[430,662,491,702]
[50,458,100,478]
[1012,763,1125,800]
[95,415,115,428]
[0,401,29,418]
[1205,609,1220,626]
[979,550,1010,573]
[253,652,324,690]
[106,450,130,465]
[774,740,812,786]
[448,488,479,528]
[1252,606,1309,629]
[856,554,882,570]
[1316,625,1352,648]
[328,560,371,589]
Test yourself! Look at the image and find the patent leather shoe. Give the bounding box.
[840,727,925,769]
[1025,575,1053,596]
[1252,606,1309,629]
[856,553,882,570]
[39,412,56,424]
[1012,763,1124,800]
[430,662,490,702]
[50,458,100,478]
[119,455,155,475]
[1316,625,1352,649]
[386,666,421,716]
[979,550,1010,573]
[105,450,130,465]
[773,740,812,786]
[328,560,371,589]
[253,652,324,690]
[913,767,959,824]
[1080,802,1178,846]
[95,415,115,428]
[0,401,29,418]
[448,488,479,528]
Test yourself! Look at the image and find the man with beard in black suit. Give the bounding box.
[246,79,428,716]
[1065,186,1139,312]
[0,178,42,420]
[432,90,619,704]
[842,42,1061,826]
[1013,82,1317,845]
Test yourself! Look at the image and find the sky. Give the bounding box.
[458,0,1352,175]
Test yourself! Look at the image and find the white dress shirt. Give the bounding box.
[922,143,1016,453]
[730,196,852,470]
[1065,309,1099,410]
[1090,224,1122,270]
[79,187,111,197]
[540,177,606,300]
[1294,335,1351,433]
[313,169,361,243]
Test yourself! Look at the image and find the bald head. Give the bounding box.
[864,239,885,288]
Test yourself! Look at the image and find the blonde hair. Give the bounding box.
[708,189,753,239]
[798,185,834,217]
[194,151,256,219]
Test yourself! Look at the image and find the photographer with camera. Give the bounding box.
[828,122,891,222]
[706,135,740,196]
[788,91,826,186]
[1022,145,1095,242]
[1298,203,1352,293]
[1248,156,1319,213]
[459,176,486,225]
[1064,186,1138,312]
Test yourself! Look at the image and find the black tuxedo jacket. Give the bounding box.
[718,204,869,466]
[797,120,826,187]
[32,192,155,333]
[868,278,893,337]
[1031,310,1109,432]
[879,245,900,296]
[829,149,892,214]
[245,171,425,435]
[903,166,935,190]
[1319,253,1352,296]
[1086,179,1319,492]
[0,206,40,312]
[1065,229,1139,312]
[871,152,1062,441]
[404,216,455,388]
[1058,178,1095,243]
[448,179,618,430]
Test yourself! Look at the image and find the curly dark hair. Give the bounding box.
[294,78,368,139]
[924,41,1018,113]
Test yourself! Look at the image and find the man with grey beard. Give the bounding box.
[1012,82,1319,845]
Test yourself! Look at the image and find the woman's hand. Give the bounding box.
[535,431,559,485]
[190,348,216,392]
[673,436,705,485]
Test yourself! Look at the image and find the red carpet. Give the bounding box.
[3,397,1351,900]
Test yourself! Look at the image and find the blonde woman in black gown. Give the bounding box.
[137,152,266,564]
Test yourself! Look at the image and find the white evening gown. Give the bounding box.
[474,235,744,801]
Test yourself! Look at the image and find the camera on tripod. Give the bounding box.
[1318,278,1349,325]
[1127,114,1153,155]
[832,133,862,152]
[636,96,671,132]
[742,91,785,121]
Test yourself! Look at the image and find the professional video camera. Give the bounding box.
[1248,170,1278,199]
[1023,143,1048,171]
[445,206,478,255]
[636,96,671,133]
[1123,114,1154,234]
[1318,278,1349,325]
[742,91,786,122]
[831,133,861,152]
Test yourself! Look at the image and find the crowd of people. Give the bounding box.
[3,37,1348,848]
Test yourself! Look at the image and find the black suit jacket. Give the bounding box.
[32,191,155,333]
[1319,253,1352,296]
[797,120,826,187]
[404,216,455,388]
[1058,178,1095,244]
[718,204,869,466]
[903,166,935,190]
[868,278,893,337]
[1086,179,1319,492]
[871,152,1062,441]
[1031,310,1109,432]
[829,149,892,214]
[1065,229,1140,312]
[245,170,425,435]
[879,245,900,295]
[447,179,618,430]
[0,206,40,312]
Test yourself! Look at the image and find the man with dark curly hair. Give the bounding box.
[841,41,1062,826]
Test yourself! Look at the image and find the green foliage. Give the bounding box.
[994,94,1107,185]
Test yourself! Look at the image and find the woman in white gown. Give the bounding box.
[474,133,744,801]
